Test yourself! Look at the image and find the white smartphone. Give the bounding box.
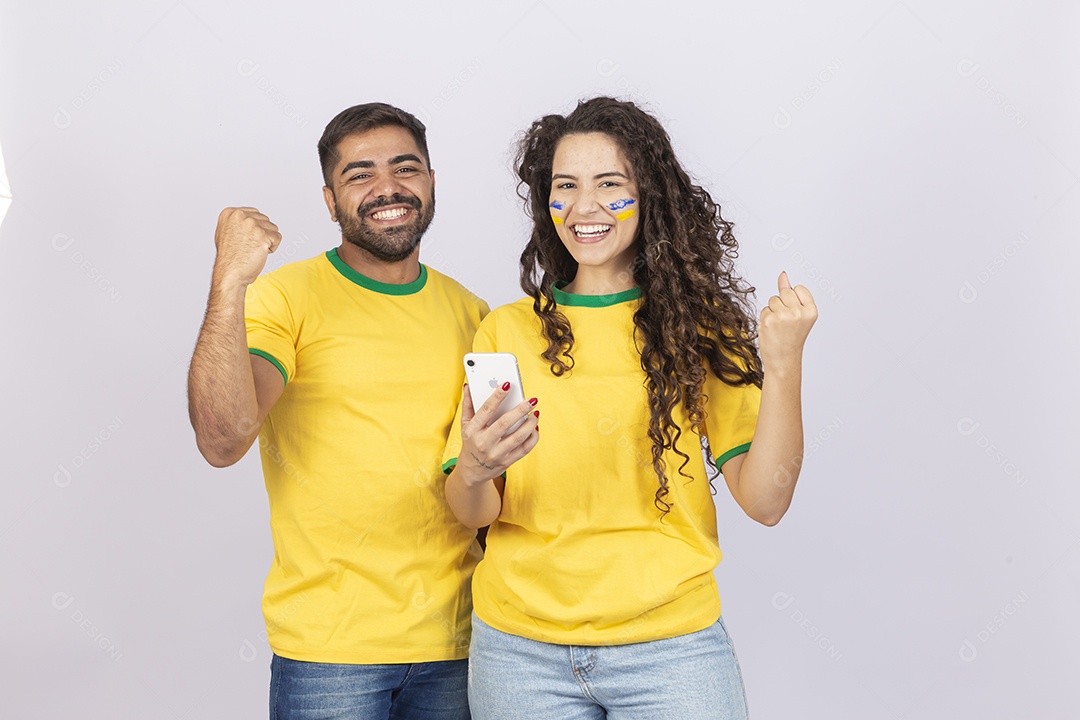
[464,352,528,435]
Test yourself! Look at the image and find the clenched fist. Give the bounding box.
[213,207,282,288]
[758,271,817,374]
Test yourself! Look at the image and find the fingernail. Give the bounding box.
[533,410,540,418]
[528,397,538,406]
[501,381,511,391]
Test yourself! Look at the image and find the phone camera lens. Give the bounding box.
[466,359,475,367]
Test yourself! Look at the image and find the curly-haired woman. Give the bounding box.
[443,97,817,719]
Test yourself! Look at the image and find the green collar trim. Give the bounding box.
[552,281,642,307]
[326,248,427,295]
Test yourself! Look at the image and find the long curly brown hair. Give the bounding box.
[516,97,764,514]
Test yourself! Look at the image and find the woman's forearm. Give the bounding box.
[728,271,816,525]
[730,363,804,525]
[445,465,504,529]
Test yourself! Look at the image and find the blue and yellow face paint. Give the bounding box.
[608,198,636,221]
[549,200,565,225]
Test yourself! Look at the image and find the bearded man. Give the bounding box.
[188,103,486,720]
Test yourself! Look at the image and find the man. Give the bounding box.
[188,103,486,719]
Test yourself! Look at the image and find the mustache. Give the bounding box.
[358,193,422,217]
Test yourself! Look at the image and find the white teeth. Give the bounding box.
[371,207,409,220]
[573,224,612,237]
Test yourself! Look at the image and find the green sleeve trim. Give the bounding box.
[714,442,752,469]
[441,457,506,481]
[249,348,288,386]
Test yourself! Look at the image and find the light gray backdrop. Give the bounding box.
[2,1,1077,718]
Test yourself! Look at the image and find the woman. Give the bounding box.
[443,97,816,719]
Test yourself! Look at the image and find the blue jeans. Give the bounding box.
[468,614,749,719]
[270,654,469,720]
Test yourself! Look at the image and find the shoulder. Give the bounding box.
[246,253,338,319]
[423,265,490,314]
[482,296,535,326]
[467,297,536,350]
[473,296,537,340]
[253,251,332,292]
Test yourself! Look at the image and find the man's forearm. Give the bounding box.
[188,276,260,467]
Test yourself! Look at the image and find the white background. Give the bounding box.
[1,1,1077,718]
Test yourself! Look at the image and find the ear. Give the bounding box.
[429,168,436,190]
[322,185,337,222]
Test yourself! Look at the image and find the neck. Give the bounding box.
[336,242,421,285]
[563,264,637,296]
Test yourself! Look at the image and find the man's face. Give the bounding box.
[322,125,435,263]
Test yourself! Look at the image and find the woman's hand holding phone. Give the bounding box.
[457,380,539,487]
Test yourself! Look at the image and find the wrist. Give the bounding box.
[456,461,497,489]
[211,266,252,299]
[762,356,803,383]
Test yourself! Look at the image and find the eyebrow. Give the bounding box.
[551,171,630,182]
[340,154,426,176]
[340,160,374,176]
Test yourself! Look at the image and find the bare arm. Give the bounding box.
[445,383,539,529]
[723,271,817,526]
[187,208,284,467]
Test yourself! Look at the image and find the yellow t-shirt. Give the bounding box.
[442,285,760,645]
[246,249,488,663]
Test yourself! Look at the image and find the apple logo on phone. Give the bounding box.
[487,378,498,388]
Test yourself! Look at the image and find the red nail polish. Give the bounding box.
[528,397,538,406]
[533,410,540,418]
[501,381,511,391]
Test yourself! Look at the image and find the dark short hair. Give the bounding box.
[317,103,431,187]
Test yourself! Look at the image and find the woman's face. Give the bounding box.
[548,132,640,279]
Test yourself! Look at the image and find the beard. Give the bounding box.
[337,192,436,263]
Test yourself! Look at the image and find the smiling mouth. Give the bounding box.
[572,223,613,239]
[370,207,412,221]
